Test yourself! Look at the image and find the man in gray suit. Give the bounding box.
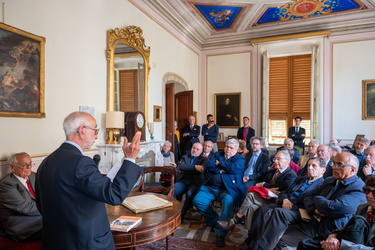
[0,152,42,242]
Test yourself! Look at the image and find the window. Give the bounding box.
[268,54,311,145]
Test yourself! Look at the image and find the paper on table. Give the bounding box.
[106,162,122,182]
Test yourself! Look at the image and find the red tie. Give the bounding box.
[26,179,36,198]
[243,128,247,140]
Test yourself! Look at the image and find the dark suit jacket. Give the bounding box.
[276,176,324,210]
[36,143,142,250]
[262,168,297,192]
[0,172,42,242]
[176,154,208,183]
[243,151,270,189]
[237,126,255,149]
[303,175,366,236]
[203,152,245,206]
[288,126,306,148]
[182,125,200,154]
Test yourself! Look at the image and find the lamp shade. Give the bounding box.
[105,111,124,129]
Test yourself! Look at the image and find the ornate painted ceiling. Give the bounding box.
[130,0,375,49]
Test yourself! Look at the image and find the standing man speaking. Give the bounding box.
[36,111,142,250]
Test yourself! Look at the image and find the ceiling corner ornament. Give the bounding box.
[189,3,245,31]
[255,0,365,25]
[106,26,150,62]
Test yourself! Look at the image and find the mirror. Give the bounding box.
[106,26,150,119]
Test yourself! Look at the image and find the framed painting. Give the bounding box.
[0,23,45,118]
[154,105,161,122]
[215,92,241,127]
[362,80,375,120]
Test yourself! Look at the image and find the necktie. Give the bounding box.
[271,170,280,184]
[190,156,197,165]
[244,154,258,177]
[243,127,247,140]
[26,179,36,198]
[190,125,193,130]
[296,126,299,133]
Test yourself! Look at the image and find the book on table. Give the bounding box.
[122,193,173,213]
[110,215,142,232]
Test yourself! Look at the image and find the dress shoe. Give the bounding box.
[217,218,236,231]
[216,235,226,247]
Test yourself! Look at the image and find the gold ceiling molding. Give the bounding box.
[250,30,331,44]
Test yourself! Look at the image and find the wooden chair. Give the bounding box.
[141,166,176,197]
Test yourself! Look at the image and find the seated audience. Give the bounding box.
[217,150,296,233]
[243,137,270,189]
[348,137,370,169]
[317,144,334,178]
[161,140,176,167]
[298,140,318,169]
[329,141,342,157]
[237,139,249,157]
[359,146,375,181]
[271,138,300,164]
[201,140,215,159]
[255,152,366,250]
[281,147,301,174]
[174,142,208,221]
[193,139,245,247]
[299,176,375,249]
[0,152,42,242]
[239,157,326,249]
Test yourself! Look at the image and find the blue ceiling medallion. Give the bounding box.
[255,0,365,25]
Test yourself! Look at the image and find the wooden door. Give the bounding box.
[175,91,193,154]
[165,84,175,145]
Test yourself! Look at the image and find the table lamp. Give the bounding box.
[106,111,125,144]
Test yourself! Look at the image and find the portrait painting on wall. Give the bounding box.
[362,80,375,120]
[215,92,241,127]
[0,23,45,118]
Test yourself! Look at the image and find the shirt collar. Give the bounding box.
[64,140,83,154]
[13,174,28,189]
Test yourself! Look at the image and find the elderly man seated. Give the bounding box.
[255,152,366,250]
[193,138,245,248]
[300,176,375,249]
[217,150,297,233]
[0,152,42,242]
[175,142,208,221]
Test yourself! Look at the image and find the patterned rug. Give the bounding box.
[136,209,248,249]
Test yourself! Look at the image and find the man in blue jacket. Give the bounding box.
[36,112,142,250]
[194,138,245,248]
[255,152,366,250]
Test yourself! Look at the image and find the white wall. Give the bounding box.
[0,0,198,159]
[207,52,251,138]
[332,38,375,141]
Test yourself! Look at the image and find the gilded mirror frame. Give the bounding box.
[106,26,150,120]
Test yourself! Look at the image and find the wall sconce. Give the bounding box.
[106,111,124,144]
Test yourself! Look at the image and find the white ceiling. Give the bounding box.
[130,0,375,49]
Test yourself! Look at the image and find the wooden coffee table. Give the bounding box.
[106,192,182,249]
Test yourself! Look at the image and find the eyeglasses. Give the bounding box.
[363,187,375,196]
[83,126,100,135]
[273,157,286,162]
[331,161,352,169]
[16,162,35,168]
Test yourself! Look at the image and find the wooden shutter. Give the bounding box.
[119,69,138,111]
